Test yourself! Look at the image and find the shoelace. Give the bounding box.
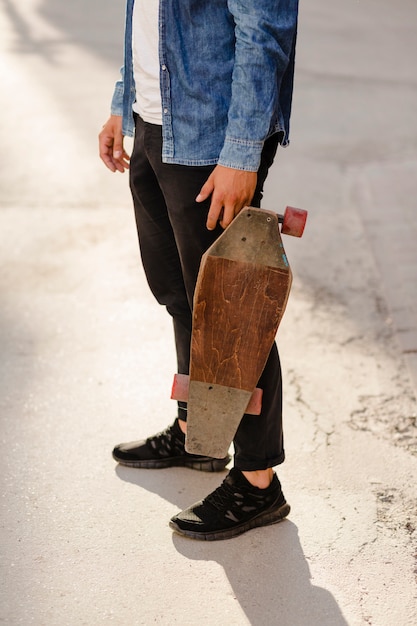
[207,474,276,514]
[206,479,244,511]
[147,424,184,454]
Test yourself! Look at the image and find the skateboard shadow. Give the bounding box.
[172,522,349,626]
[115,466,349,625]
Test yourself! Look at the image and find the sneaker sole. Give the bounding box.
[169,501,291,541]
[113,452,230,473]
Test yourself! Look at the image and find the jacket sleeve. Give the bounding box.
[218,0,299,171]
[110,68,125,117]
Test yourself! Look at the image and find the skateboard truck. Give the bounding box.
[172,373,264,415]
[171,205,307,458]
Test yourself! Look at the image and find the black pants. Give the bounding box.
[129,115,284,471]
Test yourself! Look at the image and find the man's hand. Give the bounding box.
[99,115,130,173]
[196,165,257,230]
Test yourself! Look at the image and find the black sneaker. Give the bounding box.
[169,467,290,540]
[112,419,230,472]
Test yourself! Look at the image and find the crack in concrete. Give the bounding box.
[286,368,335,451]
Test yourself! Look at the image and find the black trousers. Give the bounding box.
[129,115,284,470]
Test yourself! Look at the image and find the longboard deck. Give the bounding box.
[185,208,292,458]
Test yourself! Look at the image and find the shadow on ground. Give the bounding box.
[1,0,124,64]
[116,465,349,626]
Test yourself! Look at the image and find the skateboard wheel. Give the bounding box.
[281,206,307,237]
[171,373,189,402]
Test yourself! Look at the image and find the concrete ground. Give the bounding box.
[1,1,416,624]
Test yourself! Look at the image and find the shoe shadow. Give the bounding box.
[172,522,349,626]
[115,463,230,510]
[115,465,349,625]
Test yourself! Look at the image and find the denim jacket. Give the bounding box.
[111,0,298,171]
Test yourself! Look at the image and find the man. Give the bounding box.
[99,0,299,541]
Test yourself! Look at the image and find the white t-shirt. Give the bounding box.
[132,0,162,125]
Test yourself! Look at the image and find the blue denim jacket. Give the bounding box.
[111,0,298,171]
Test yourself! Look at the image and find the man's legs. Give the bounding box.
[114,116,289,538]
[112,116,229,471]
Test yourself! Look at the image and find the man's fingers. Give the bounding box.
[99,132,115,171]
[218,204,236,230]
[112,150,130,173]
[112,141,124,160]
[206,196,224,231]
[199,165,257,230]
[98,115,130,173]
[208,201,237,230]
[196,176,214,203]
[99,143,128,174]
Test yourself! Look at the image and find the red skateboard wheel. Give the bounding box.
[281,206,307,237]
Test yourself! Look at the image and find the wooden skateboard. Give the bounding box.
[171,205,307,458]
